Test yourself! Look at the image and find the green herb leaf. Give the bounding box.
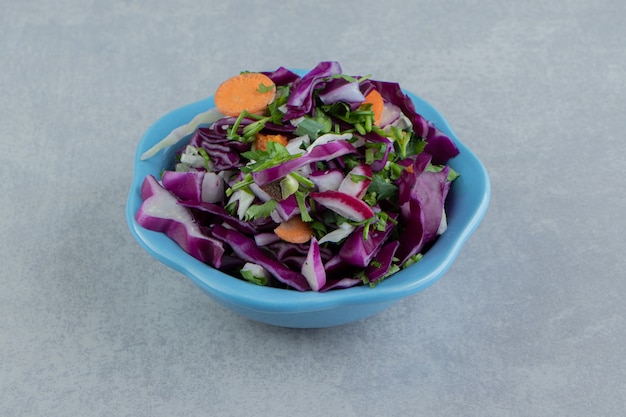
[350,173,370,183]
[196,147,211,171]
[321,101,374,130]
[256,83,274,94]
[267,85,290,125]
[402,253,423,269]
[244,199,278,221]
[224,200,237,215]
[289,171,315,189]
[294,116,328,140]
[280,175,300,199]
[426,164,460,181]
[226,173,254,196]
[310,220,327,239]
[241,141,300,173]
[241,117,270,140]
[447,167,460,182]
[328,74,357,83]
[226,110,270,142]
[241,269,268,286]
[368,172,398,202]
[295,191,313,222]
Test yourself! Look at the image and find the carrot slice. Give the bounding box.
[254,133,289,151]
[274,216,313,244]
[364,89,384,126]
[214,72,276,117]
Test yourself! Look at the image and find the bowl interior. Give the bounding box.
[126,86,490,315]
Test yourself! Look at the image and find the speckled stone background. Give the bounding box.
[2,0,625,416]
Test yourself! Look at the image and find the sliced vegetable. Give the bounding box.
[396,198,425,265]
[251,140,357,186]
[363,89,384,126]
[261,66,300,86]
[213,72,276,117]
[211,224,309,291]
[201,172,225,203]
[283,61,342,120]
[310,190,375,222]
[274,216,314,244]
[240,262,271,286]
[228,189,255,221]
[309,169,344,192]
[365,79,460,164]
[274,194,301,222]
[318,223,355,244]
[378,102,402,127]
[180,200,266,235]
[339,213,397,267]
[254,133,289,151]
[318,77,366,109]
[320,278,363,291]
[254,232,281,246]
[161,170,204,202]
[306,132,354,152]
[135,175,225,267]
[140,108,223,160]
[189,127,252,170]
[161,170,225,204]
[337,162,373,199]
[301,237,326,291]
[402,167,452,243]
[364,240,400,284]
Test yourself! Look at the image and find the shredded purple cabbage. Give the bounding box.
[211,224,310,291]
[262,66,301,87]
[136,61,460,291]
[283,61,342,120]
[189,127,251,170]
[251,140,357,186]
[317,78,366,110]
[363,79,460,165]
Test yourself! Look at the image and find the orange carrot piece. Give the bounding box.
[214,72,276,117]
[274,217,313,244]
[254,133,289,151]
[364,89,384,126]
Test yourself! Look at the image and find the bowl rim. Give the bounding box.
[126,76,490,313]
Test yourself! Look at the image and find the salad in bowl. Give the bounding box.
[127,61,489,327]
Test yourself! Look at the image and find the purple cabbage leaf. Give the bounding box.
[135,175,225,268]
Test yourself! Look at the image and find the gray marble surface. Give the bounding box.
[2,0,625,416]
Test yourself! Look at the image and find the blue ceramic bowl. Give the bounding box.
[126,84,490,328]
